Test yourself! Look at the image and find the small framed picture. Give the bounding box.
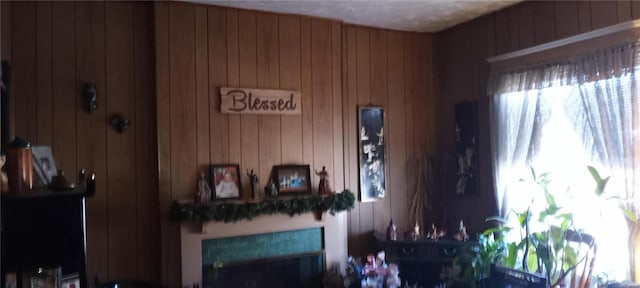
[210,164,242,200]
[31,146,57,185]
[272,165,312,195]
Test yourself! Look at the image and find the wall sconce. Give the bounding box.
[83,82,98,113]
[110,113,130,134]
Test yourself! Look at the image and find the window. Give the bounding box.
[490,40,640,281]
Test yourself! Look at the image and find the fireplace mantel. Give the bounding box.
[180,211,348,287]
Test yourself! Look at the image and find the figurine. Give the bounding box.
[247,169,259,200]
[411,222,421,241]
[453,220,469,241]
[196,173,212,204]
[315,166,332,195]
[266,181,278,198]
[0,155,7,193]
[386,219,397,241]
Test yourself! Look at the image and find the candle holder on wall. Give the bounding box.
[110,113,130,134]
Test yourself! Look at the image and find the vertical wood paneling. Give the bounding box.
[355,27,373,252]
[75,0,109,281]
[279,15,303,164]
[52,2,76,174]
[257,13,281,191]
[1,1,11,62]
[331,21,344,192]
[12,2,37,142]
[311,19,333,190]
[403,33,416,226]
[517,4,534,49]
[195,6,210,173]
[632,1,640,19]
[11,2,157,284]
[532,1,556,45]
[300,18,314,174]
[590,1,619,29]
[133,2,157,282]
[617,0,632,22]
[105,2,137,280]
[238,10,258,199]
[369,29,389,235]
[208,7,229,164]
[36,2,52,145]
[154,1,177,286]
[387,31,407,231]
[226,10,241,166]
[346,26,360,254]
[555,1,580,39]
[578,1,592,33]
[169,3,197,202]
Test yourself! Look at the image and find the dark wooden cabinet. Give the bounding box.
[373,232,471,287]
[1,179,95,288]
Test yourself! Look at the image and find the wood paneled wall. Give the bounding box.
[343,27,434,255]
[2,1,159,284]
[154,3,345,286]
[434,0,640,234]
[154,2,435,284]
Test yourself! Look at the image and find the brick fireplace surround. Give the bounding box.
[180,212,348,287]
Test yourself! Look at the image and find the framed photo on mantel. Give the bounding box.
[358,106,386,202]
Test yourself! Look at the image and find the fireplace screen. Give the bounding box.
[204,251,324,288]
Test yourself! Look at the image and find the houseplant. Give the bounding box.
[456,167,599,287]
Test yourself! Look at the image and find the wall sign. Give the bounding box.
[220,87,302,115]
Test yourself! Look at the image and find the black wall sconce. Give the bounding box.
[110,113,130,134]
[83,82,98,113]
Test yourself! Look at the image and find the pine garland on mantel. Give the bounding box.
[169,190,355,223]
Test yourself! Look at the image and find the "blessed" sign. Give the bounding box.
[220,87,302,115]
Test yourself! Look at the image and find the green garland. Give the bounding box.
[170,190,355,223]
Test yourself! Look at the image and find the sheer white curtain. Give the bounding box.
[489,40,640,281]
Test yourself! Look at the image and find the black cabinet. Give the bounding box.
[373,233,471,287]
[1,179,95,288]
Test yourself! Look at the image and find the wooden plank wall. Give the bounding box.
[155,2,435,283]
[343,26,434,256]
[3,1,159,284]
[434,0,640,234]
[154,3,345,286]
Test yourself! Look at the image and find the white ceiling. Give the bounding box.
[191,0,521,32]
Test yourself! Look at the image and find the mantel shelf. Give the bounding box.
[169,190,355,223]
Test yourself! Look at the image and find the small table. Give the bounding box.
[373,232,471,287]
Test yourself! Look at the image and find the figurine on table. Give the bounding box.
[454,220,469,241]
[410,222,421,241]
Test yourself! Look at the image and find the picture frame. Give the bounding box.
[31,146,57,186]
[210,164,242,200]
[454,101,478,195]
[272,165,312,195]
[358,106,386,202]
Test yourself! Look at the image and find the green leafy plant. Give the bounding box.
[454,225,510,287]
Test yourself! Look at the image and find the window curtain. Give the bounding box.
[489,40,640,279]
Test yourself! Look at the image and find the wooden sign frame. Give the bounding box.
[220,87,302,115]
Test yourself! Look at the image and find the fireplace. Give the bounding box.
[201,228,324,288]
[180,212,347,287]
[205,252,324,288]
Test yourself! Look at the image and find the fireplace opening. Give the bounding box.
[204,251,324,288]
[200,228,325,288]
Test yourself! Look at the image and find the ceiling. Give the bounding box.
[191,0,521,32]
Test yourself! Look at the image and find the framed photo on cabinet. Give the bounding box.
[210,164,242,200]
[272,165,312,195]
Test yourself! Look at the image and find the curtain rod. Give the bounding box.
[487,19,640,64]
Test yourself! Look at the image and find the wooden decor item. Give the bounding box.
[220,87,302,115]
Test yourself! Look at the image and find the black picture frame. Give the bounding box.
[272,165,312,195]
[210,164,242,200]
[454,101,478,195]
[358,106,386,202]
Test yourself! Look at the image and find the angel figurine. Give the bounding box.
[196,173,212,204]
